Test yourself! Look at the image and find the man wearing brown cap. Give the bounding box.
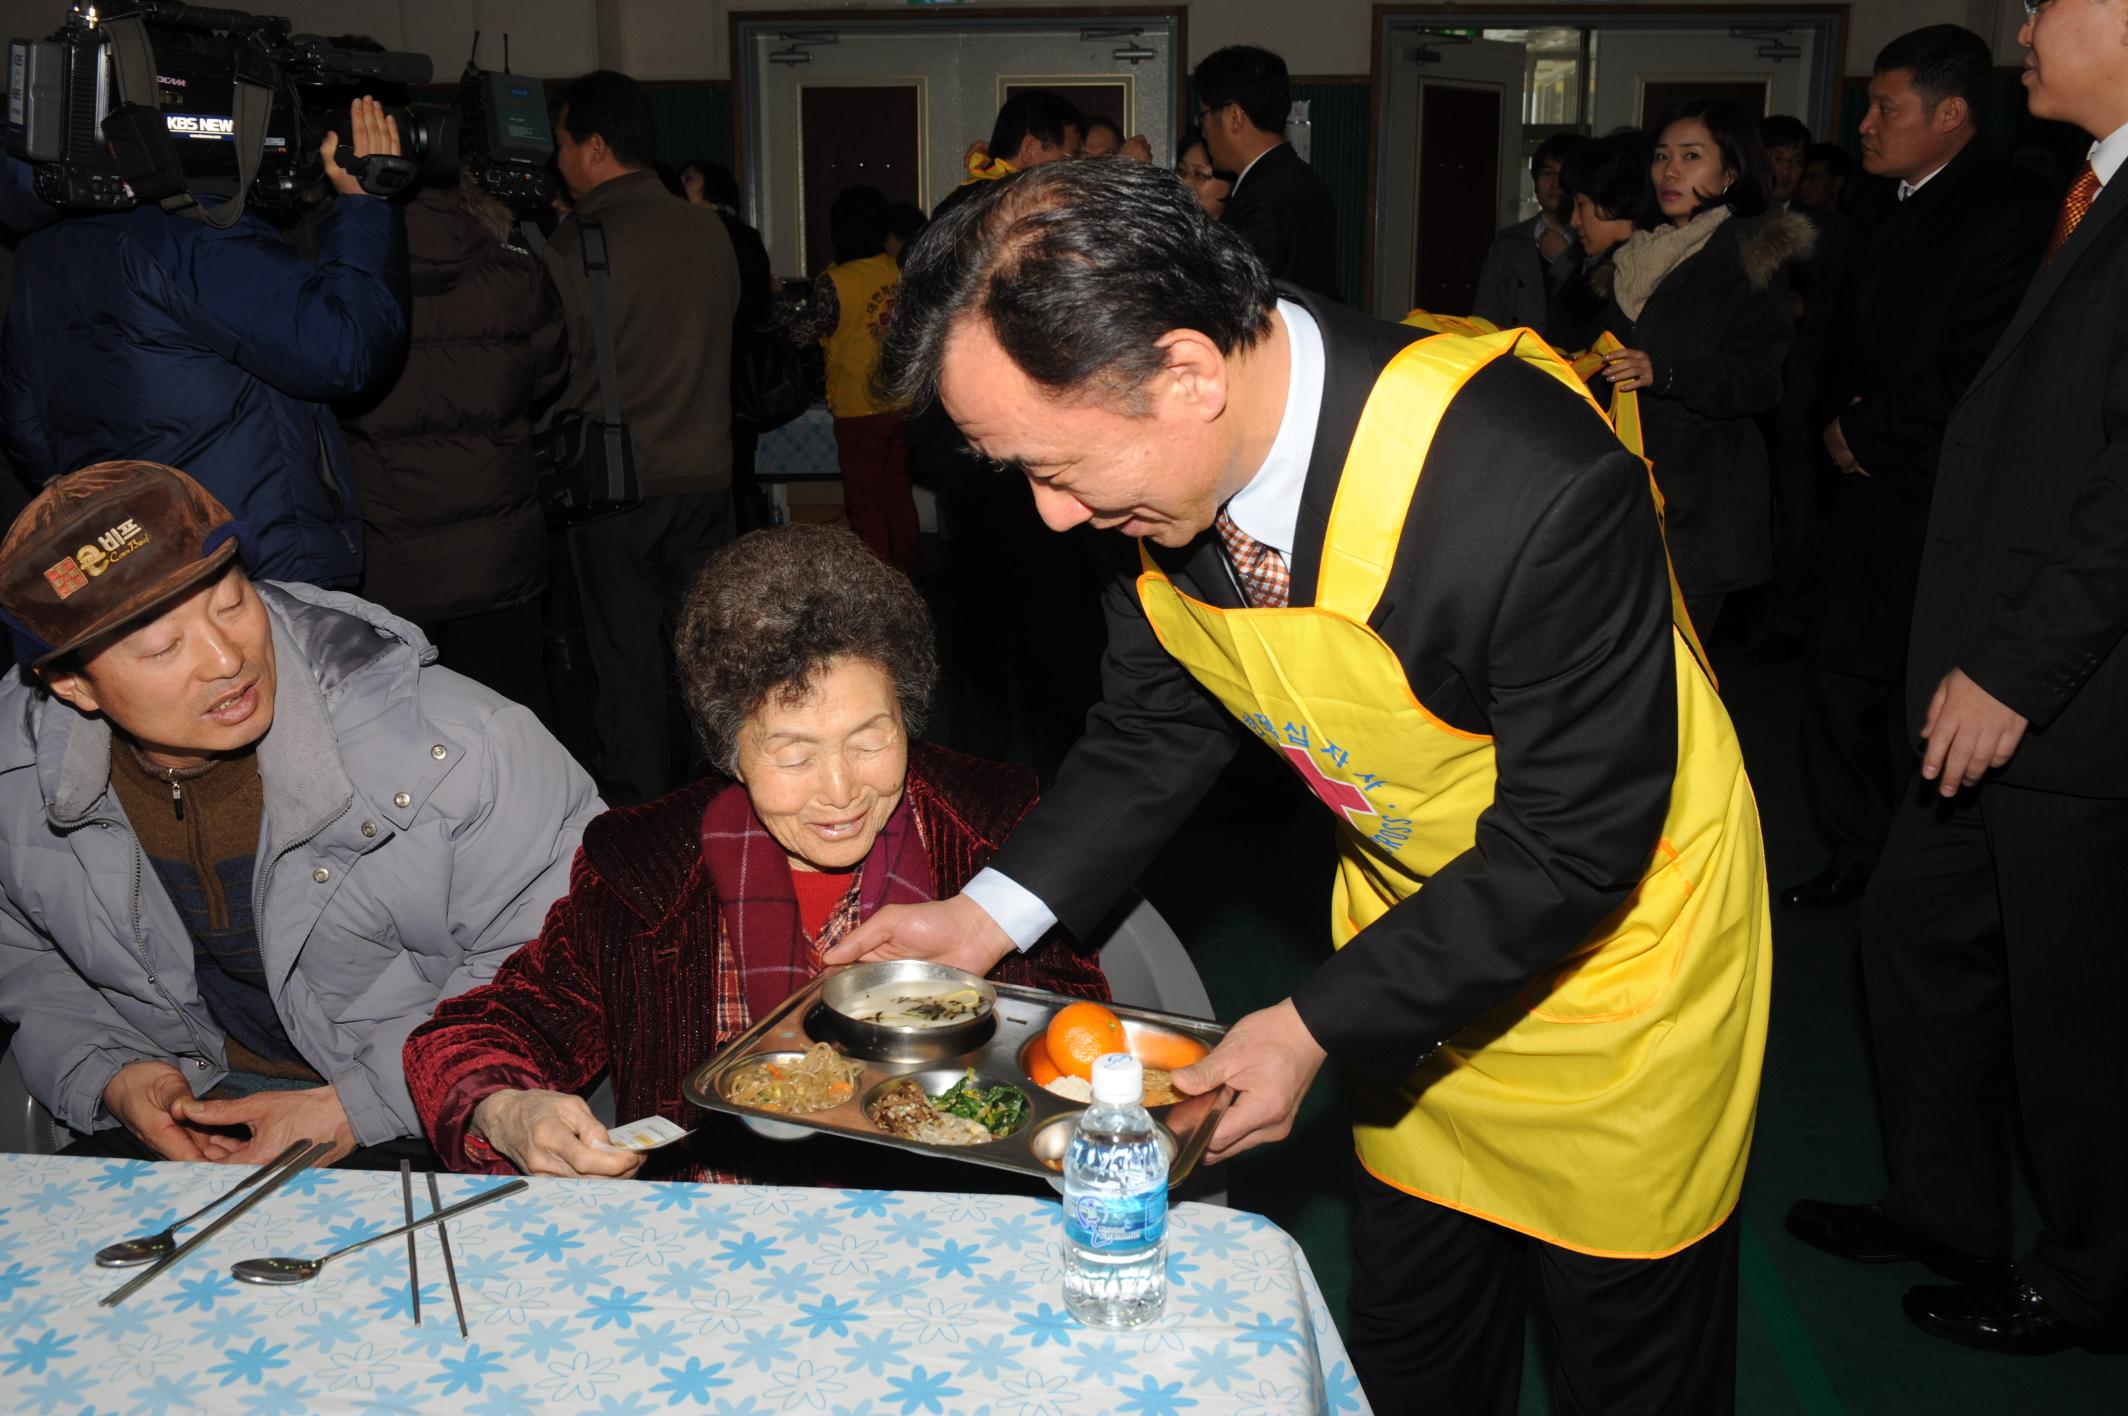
[0,462,599,1166]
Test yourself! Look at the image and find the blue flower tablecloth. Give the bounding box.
[756,407,842,483]
[0,1154,1368,1414]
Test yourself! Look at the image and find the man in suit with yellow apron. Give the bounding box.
[831,158,1773,1412]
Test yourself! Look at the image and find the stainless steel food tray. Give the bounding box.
[682,974,1231,1187]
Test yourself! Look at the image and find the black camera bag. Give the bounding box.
[534,219,641,520]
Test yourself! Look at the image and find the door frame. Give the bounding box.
[731,6,1187,242]
[1367,4,1851,312]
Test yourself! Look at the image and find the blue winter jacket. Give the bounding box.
[0,194,408,587]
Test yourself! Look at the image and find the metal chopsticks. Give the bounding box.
[399,1158,420,1325]
[425,1169,469,1337]
[101,1138,331,1306]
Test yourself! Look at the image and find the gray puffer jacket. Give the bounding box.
[0,581,601,1144]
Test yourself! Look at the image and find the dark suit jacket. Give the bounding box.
[1471,218,1598,350]
[1812,141,2053,678]
[991,290,1678,1080]
[1222,143,1342,302]
[1908,170,2128,795]
[1599,209,1807,597]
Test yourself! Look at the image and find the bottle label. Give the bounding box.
[1064,1188,1167,1252]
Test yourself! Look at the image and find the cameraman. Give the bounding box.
[547,71,739,805]
[0,96,408,589]
[337,162,566,724]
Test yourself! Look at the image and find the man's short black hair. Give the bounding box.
[1082,113,1125,145]
[830,185,892,265]
[1561,128,1652,223]
[1804,142,1852,180]
[1192,45,1291,136]
[1760,114,1812,153]
[1652,96,1775,222]
[1874,24,1991,128]
[558,69,657,168]
[878,160,1275,414]
[987,91,1082,160]
[1531,132,1584,174]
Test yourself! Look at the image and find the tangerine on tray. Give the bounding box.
[1046,1001,1126,1080]
[1130,1030,1209,1071]
[1025,1045,1062,1087]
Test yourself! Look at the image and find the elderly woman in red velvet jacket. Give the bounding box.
[402,525,1108,1183]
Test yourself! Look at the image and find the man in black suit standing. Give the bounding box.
[1780,25,2052,909]
[836,158,1770,1412]
[1787,0,2128,1354]
[1193,45,1341,302]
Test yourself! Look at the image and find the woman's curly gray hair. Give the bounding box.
[676,524,939,775]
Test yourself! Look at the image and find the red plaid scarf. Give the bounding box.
[699,782,937,1042]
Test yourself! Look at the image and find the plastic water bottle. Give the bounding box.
[1062,1053,1168,1327]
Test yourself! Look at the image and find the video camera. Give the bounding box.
[454,36,555,218]
[5,1,450,222]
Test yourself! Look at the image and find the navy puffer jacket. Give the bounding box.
[0,195,407,587]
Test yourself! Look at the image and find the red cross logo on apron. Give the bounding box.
[1281,743,1377,830]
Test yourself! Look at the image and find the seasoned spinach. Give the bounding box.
[929,1070,1029,1136]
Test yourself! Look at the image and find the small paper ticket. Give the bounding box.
[605,1115,694,1151]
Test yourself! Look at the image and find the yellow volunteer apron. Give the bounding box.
[1139,329,1771,1257]
[1402,310,1701,674]
[822,253,901,418]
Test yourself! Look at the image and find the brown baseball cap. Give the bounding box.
[0,461,256,670]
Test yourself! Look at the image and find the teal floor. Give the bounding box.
[1134,645,2127,1414]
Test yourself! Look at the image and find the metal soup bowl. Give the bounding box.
[813,960,996,1062]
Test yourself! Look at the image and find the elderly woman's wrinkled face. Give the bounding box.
[734,655,909,872]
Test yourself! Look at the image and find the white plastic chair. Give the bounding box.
[0,1048,63,1155]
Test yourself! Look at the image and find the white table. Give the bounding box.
[0,1154,1368,1413]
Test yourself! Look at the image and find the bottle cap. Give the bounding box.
[1090,1052,1143,1105]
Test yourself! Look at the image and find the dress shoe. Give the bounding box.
[1778,859,1872,909]
[1903,1274,2128,1355]
[1784,1200,2009,1284]
[1748,631,1801,664]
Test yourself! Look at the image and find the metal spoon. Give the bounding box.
[96,1140,313,1268]
[229,1178,527,1285]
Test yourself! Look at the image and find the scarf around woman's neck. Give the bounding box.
[1611,204,1732,322]
[700,781,936,1034]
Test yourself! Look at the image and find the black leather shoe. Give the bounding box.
[1903,1275,2128,1355]
[1779,859,1872,909]
[1784,1200,2009,1283]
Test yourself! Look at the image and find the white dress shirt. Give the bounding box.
[1227,143,1281,200]
[962,300,1328,950]
[2088,121,2128,188]
[1897,161,1950,203]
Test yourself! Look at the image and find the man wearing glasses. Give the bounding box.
[1193,45,1341,301]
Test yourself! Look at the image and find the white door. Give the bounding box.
[1374,35,1526,319]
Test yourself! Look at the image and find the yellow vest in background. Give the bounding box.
[821,253,900,419]
[1138,330,1772,1257]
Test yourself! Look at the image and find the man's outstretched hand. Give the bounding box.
[1169,999,1327,1164]
[820,894,1018,978]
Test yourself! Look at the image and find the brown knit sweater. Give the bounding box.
[108,745,322,1084]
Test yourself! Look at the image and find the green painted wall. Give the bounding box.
[1292,80,1369,304]
[645,82,736,171]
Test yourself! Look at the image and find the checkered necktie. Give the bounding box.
[1214,508,1291,609]
[2045,163,2102,265]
